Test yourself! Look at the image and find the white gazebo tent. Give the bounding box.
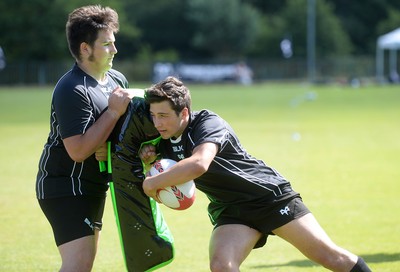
[376,27,400,83]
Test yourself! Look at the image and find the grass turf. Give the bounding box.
[0,82,399,271]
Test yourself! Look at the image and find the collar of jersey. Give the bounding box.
[170,135,182,144]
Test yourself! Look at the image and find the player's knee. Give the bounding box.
[312,251,356,271]
[60,260,94,272]
[60,254,95,272]
[210,258,239,272]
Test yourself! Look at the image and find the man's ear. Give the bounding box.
[80,42,91,58]
[181,107,189,119]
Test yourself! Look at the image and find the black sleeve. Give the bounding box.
[189,110,228,152]
[53,84,94,139]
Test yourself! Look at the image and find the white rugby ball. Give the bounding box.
[149,159,196,210]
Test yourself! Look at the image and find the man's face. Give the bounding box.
[150,100,188,139]
[85,29,117,75]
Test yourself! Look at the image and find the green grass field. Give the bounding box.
[0,82,399,271]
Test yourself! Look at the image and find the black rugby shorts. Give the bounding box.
[213,196,310,248]
[38,195,106,246]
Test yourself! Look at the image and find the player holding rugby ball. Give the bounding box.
[140,76,371,272]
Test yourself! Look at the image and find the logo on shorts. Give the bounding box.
[84,218,94,230]
[279,206,290,215]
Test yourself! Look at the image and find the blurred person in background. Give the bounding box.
[236,61,253,85]
[0,46,6,70]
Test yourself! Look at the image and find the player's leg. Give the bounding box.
[58,231,100,272]
[272,213,370,271]
[38,196,106,271]
[209,224,262,272]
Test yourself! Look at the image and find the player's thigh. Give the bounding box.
[209,224,262,265]
[272,212,359,271]
[58,231,100,272]
[272,213,339,259]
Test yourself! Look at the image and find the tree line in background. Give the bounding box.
[1,0,400,63]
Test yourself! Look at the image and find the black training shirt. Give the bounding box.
[158,110,295,208]
[36,64,128,199]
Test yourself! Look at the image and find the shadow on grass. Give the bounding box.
[251,253,400,269]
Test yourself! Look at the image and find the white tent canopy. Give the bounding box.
[376,28,400,83]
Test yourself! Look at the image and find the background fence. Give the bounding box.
[0,56,382,86]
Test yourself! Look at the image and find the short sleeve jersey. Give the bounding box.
[158,110,298,215]
[36,64,128,199]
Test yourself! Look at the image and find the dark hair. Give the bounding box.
[66,5,119,61]
[145,76,191,115]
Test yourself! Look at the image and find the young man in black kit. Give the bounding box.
[140,76,371,272]
[36,5,134,271]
